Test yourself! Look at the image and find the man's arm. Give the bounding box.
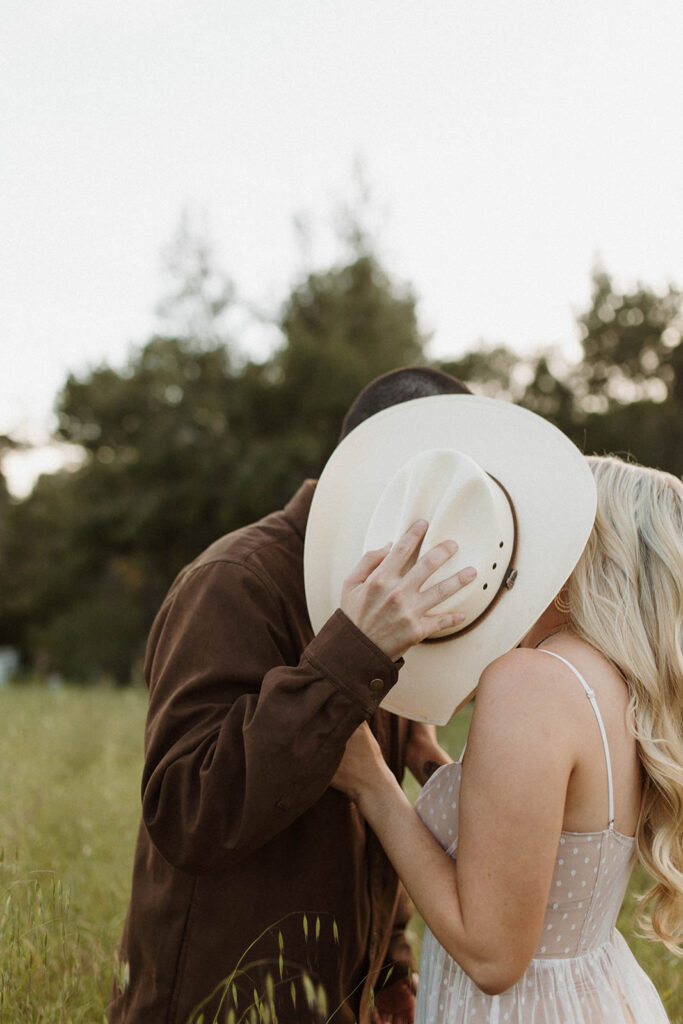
[405,722,452,784]
[141,558,399,873]
[142,521,474,875]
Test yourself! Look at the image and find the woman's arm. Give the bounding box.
[332,648,579,994]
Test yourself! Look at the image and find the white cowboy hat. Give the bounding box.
[304,395,597,724]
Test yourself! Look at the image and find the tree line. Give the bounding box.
[0,230,680,684]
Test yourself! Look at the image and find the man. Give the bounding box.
[109,366,471,1024]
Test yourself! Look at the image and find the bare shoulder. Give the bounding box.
[477,646,578,704]
[472,647,586,745]
[463,649,580,798]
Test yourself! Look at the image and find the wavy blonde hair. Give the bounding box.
[565,455,683,954]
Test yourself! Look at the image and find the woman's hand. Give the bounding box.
[331,722,391,805]
[340,520,476,661]
[405,722,452,785]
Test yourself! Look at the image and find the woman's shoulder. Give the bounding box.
[478,644,577,691]
[465,647,583,778]
[476,636,629,736]
[475,642,598,726]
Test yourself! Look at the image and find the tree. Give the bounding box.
[573,270,682,474]
[3,227,679,684]
[440,271,682,475]
[0,436,14,530]
[0,337,243,681]
[155,209,235,347]
[0,239,429,682]
[577,268,682,407]
[206,244,430,524]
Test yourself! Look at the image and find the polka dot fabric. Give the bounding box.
[414,763,668,1022]
[538,829,637,958]
[412,656,672,1022]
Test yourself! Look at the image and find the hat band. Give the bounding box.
[422,472,518,645]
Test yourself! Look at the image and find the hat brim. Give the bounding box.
[304,395,597,724]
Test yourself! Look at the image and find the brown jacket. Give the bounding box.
[109,482,413,1024]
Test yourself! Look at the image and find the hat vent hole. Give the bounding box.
[483,583,488,590]
[492,562,497,570]
[499,541,504,548]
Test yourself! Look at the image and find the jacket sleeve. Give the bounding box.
[141,558,400,873]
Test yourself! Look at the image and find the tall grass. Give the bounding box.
[0,687,680,1022]
[0,685,146,1022]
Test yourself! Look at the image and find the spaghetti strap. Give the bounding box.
[537,649,615,830]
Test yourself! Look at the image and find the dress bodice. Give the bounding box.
[415,648,636,959]
[415,760,636,959]
[412,650,669,1023]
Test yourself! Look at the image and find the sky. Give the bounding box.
[2,0,682,494]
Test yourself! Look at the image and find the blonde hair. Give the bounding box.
[566,455,683,954]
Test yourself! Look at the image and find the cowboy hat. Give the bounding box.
[303,395,597,724]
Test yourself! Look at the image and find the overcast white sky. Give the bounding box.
[2,0,682,493]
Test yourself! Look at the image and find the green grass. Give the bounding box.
[0,685,146,1023]
[0,687,679,1022]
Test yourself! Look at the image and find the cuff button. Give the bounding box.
[369,677,385,692]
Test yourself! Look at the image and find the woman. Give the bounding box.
[332,456,682,1023]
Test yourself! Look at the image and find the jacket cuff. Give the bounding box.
[303,609,402,714]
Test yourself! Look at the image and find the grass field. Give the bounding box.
[0,686,680,1023]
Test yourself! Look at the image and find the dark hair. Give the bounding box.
[340,366,471,440]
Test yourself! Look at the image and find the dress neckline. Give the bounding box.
[433,759,636,844]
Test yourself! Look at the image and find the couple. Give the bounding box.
[110,368,682,1024]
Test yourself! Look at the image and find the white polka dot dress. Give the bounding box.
[413,651,671,1024]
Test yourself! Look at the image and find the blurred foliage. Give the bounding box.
[0,234,428,682]
[155,207,236,346]
[0,443,11,540]
[441,268,682,475]
[0,240,680,684]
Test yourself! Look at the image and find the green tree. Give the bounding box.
[440,271,682,475]
[573,269,682,474]
[0,242,428,682]
[229,251,428,517]
[155,209,235,346]
[4,239,678,685]
[577,269,682,406]
[0,337,243,682]
[0,436,13,528]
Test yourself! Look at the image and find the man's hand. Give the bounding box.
[405,722,451,785]
[341,521,476,661]
[371,973,418,1024]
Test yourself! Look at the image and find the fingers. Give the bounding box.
[416,563,477,638]
[421,608,467,638]
[341,519,479,659]
[379,519,428,573]
[349,522,459,589]
[344,519,430,588]
[403,535,460,589]
[344,543,392,587]
[418,564,477,612]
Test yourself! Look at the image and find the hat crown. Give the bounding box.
[365,449,515,636]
